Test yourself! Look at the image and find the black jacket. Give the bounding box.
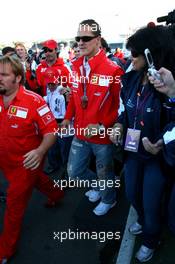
[118,70,175,159]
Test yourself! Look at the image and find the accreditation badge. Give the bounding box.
[124,128,141,152]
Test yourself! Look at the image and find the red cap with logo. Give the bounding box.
[45,68,60,84]
[42,39,58,50]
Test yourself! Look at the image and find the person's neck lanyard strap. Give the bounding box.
[82,64,87,96]
[81,58,89,109]
[133,86,151,129]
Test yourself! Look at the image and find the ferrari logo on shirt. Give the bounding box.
[10,106,17,114]
[8,106,28,118]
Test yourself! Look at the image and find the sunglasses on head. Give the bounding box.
[131,50,142,58]
[43,47,54,53]
[75,35,98,42]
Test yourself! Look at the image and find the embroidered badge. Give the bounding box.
[8,106,28,119]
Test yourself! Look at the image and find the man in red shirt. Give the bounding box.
[0,56,64,262]
[62,19,123,216]
[26,39,71,96]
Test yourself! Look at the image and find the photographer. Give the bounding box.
[25,48,40,92]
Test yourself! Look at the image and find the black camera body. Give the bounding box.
[27,49,37,63]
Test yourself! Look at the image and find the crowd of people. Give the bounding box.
[0,18,175,263]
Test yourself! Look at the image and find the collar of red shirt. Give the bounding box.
[14,85,25,102]
[41,57,64,68]
[72,49,106,72]
[0,85,24,108]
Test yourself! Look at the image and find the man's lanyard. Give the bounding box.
[81,57,90,109]
[82,63,88,96]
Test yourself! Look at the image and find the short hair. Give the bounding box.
[72,42,78,49]
[101,38,111,53]
[15,42,27,52]
[79,19,101,36]
[2,46,16,56]
[126,25,175,75]
[0,56,25,84]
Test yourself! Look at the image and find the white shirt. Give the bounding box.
[44,87,66,119]
[163,127,175,145]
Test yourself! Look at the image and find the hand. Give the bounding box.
[109,123,123,145]
[25,61,31,70]
[23,149,44,170]
[142,137,163,155]
[59,119,71,136]
[60,87,71,102]
[148,67,175,98]
[61,119,70,128]
[84,124,101,138]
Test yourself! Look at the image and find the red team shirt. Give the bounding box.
[0,86,58,165]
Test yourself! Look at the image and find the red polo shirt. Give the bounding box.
[0,86,58,166]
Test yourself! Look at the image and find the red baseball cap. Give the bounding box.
[42,39,58,50]
[45,68,60,84]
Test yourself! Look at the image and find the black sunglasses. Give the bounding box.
[75,36,98,42]
[43,47,54,53]
[131,50,142,58]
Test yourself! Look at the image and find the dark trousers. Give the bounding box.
[168,183,175,234]
[48,136,73,170]
[124,155,166,248]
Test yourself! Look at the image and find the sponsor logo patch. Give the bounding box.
[42,113,55,125]
[37,105,50,116]
[90,74,99,85]
[8,106,28,118]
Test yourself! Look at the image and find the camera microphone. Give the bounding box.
[157,15,168,23]
[157,10,175,25]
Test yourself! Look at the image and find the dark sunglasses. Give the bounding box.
[75,36,98,42]
[43,47,54,53]
[131,50,142,58]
